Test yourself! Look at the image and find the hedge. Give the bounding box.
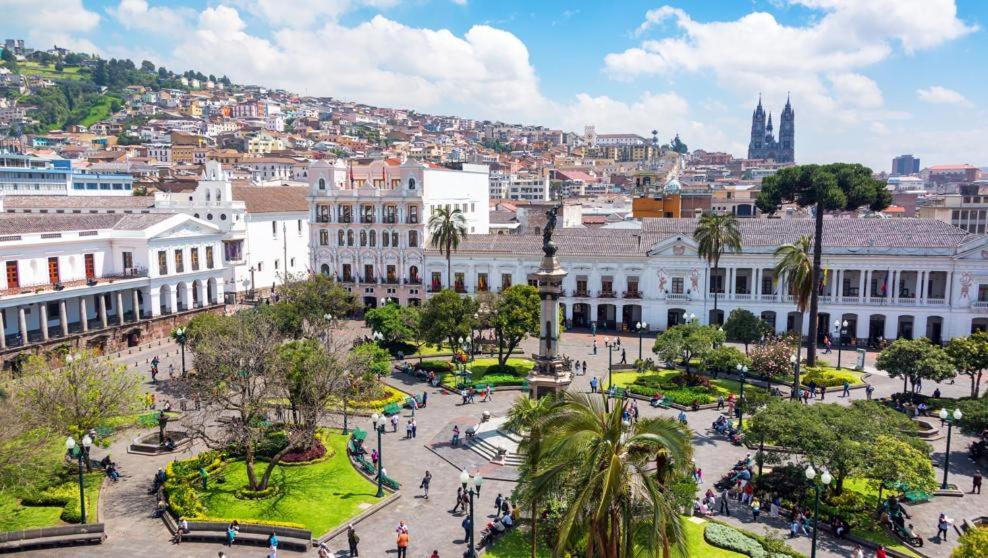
[801,367,863,388]
[416,361,454,373]
[703,522,793,558]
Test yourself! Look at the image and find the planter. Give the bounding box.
[128,429,191,455]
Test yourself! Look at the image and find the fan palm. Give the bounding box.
[774,235,814,398]
[428,207,467,289]
[693,213,742,321]
[507,395,559,558]
[528,391,692,558]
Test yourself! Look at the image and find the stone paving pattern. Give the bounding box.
[15,326,986,557]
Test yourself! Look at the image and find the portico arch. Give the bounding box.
[925,316,944,344]
[667,308,686,328]
[573,303,590,328]
[897,315,914,340]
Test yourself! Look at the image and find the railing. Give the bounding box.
[867,296,889,305]
[383,278,399,285]
[622,290,642,299]
[315,216,331,223]
[574,290,589,297]
[733,293,752,301]
[339,216,352,223]
[836,296,860,304]
[925,297,946,306]
[758,294,777,301]
[971,301,988,311]
[383,216,397,224]
[597,290,615,298]
[666,293,689,301]
[407,217,419,224]
[405,278,421,285]
[429,285,443,293]
[1,268,149,296]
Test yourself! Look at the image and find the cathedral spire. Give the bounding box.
[766,112,773,131]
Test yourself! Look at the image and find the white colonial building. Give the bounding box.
[308,158,489,307]
[426,218,988,343]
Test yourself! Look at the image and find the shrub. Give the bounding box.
[280,438,327,463]
[704,522,767,557]
[483,364,523,376]
[194,517,307,530]
[236,485,280,500]
[801,367,861,388]
[417,360,453,373]
[953,526,988,558]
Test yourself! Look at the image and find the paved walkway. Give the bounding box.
[15,325,985,558]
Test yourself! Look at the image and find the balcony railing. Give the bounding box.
[971,301,988,311]
[733,293,752,301]
[598,290,615,298]
[339,216,352,223]
[454,285,466,294]
[315,215,331,223]
[429,284,443,293]
[383,216,397,224]
[405,277,421,285]
[758,294,777,301]
[622,290,642,299]
[407,217,419,224]
[0,268,149,296]
[925,297,946,306]
[666,293,689,301]
[867,296,889,305]
[383,277,399,285]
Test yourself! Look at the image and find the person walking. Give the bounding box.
[590,377,599,394]
[494,493,503,519]
[411,418,418,438]
[391,414,399,433]
[620,349,627,364]
[451,425,460,446]
[819,385,826,400]
[452,486,465,513]
[842,380,851,398]
[936,513,951,541]
[396,528,409,558]
[420,471,432,499]
[593,340,597,355]
[461,515,472,543]
[866,384,875,400]
[347,524,359,557]
[582,361,587,375]
[751,496,761,522]
[852,545,863,558]
[875,545,887,558]
[718,487,730,516]
[822,335,832,354]
[972,471,982,494]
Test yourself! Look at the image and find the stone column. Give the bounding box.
[116,292,125,325]
[80,297,89,332]
[0,310,6,349]
[168,287,178,314]
[133,289,141,321]
[99,294,108,328]
[18,307,28,344]
[183,283,193,311]
[39,303,49,341]
[59,300,68,337]
[149,288,162,317]
[858,271,866,301]
[215,278,225,304]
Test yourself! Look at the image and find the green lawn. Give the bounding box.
[196,433,379,534]
[441,358,535,388]
[608,369,767,405]
[79,95,120,127]
[0,471,102,530]
[18,61,86,80]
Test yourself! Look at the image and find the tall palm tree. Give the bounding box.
[428,207,467,289]
[527,391,692,558]
[693,213,742,322]
[774,235,814,399]
[507,395,558,558]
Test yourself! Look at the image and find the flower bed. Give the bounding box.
[618,370,765,406]
[439,358,535,389]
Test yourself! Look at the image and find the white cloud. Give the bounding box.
[107,0,195,34]
[233,0,401,27]
[451,0,468,5]
[0,0,101,52]
[916,86,972,107]
[828,73,883,109]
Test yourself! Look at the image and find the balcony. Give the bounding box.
[339,216,352,224]
[383,216,397,224]
[405,277,422,285]
[622,290,642,299]
[597,290,615,298]
[758,294,777,302]
[315,215,331,224]
[0,268,149,297]
[733,293,753,301]
[972,301,988,312]
[454,284,467,294]
[867,296,889,305]
[383,277,400,285]
[925,297,946,306]
[666,293,689,301]
[407,217,419,224]
[429,284,443,293]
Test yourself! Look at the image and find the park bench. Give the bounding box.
[347,429,367,456]
[404,394,426,409]
[162,513,311,552]
[382,402,402,416]
[609,387,627,399]
[0,523,106,551]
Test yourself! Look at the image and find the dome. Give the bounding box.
[664,178,682,193]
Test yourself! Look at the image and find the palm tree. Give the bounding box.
[774,235,814,398]
[693,213,742,322]
[527,391,692,558]
[507,395,557,558]
[428,207,467,289]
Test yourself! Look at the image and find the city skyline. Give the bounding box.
[0,0,985,171]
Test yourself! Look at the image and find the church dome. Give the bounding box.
[664,178,682,193]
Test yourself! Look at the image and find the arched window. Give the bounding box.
[409,206,418,223]
[360,230,367,247]
[318,178,326,190]
[347,230,354,246]
[391,232,399,247]
[408,178,416,190]
[319,230,329,246]
[338,230,345,246]
[408,230,418,247]
[215,188,222,202]
[382,231,390,247]
[369,230,376,247]
[205,190,211,201]
[409,265,419,282]
[320,263,330,275]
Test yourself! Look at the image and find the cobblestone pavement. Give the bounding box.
[15,325,985,558]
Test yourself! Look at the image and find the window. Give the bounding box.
[319,230,329,245]
[158,251,168,275]
[191,248,200,271]
[297,219,302,233]
[627,278,639,295]
[275,259,280,270]
[317,205,330,223]
[364,264,374,282]
[391,232,399,247]
[272,221,278,236]
[576,279,588,295]
[340,205,352,223]
[386,265,397,283]
[122,251,133,271]
[206,246,214,269]
[347,230,354,246]
[320,263,330,275]
[360,230,367,247]
[601,279,613,295]
[409,265,419,283]
[258,262,264,272]
[672,277,684,294]
[383,232,390,247]
[369,230,376,247]
[408,230,418,247]
[409,206,418,223]
[318,177,326,190]
[5,261,18,288]
[338,230,345,246]
[408,178,416,189]
[502,273,512,290]
[48,257,60,284]
[477,273,488,292]
[223,240,243,262]
[342,264,352,281]
[361,205,374,223]
[84,253,96,279]
[431,271,442,290]
[385,205,397,223]
[174,250,184,273]
[710,274,724,294]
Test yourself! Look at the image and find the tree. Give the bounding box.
[428,207,467,288]
[1,48,18,72]
[652,322,725,381]
[757,164,891,366]
[364,303,419,345]
[703,346,749,376]
[277,273,359,321]
[774,235,814,396]
[276,336,353,434]
[419,289,479,350]
[955,397,988,436]
[507,395,559,558]
[946,331,988,398]
[693,213,742,318]
[140,60,155,73]
[492,285,540,365]
[876,338,956,394]
[529,392,692,557]
[352,341,391,379]
[952,523,988,558]
[0,386,54,489]
[17,350,141,437]
[723,308,768,354]
[865,435,936,504]
[750,339,795,390]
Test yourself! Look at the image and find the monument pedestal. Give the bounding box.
[526,254,573,398]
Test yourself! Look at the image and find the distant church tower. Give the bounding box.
[747,95,794,162]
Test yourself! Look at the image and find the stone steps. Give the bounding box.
[466,436,525,467]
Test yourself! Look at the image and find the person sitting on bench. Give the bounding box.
[173,517,190,544]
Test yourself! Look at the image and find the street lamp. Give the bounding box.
[938,408,963,489]
[833,319,848,369]
[790,353,801,401]
[341,373,351,435]
[459,470,484,557]
[688,312,696,324]
[736,364,748,430]
[805,465,832,558]
[371,413,386,497]
[604,336,619,393]
[65,435,93,524]
[174,326,187,376]
[635,321,648,361]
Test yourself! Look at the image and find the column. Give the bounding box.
[133,289,141,321]
[754,268,761,297]
[890,269,897,303]
[80,297,89,332]
[116,292,125,325]
[858,270,866,301]
[18,306,28,344]
[728,267,735,298]
[945,271,953,306]
[99,294,108,328]
[834,269,842,299]
[39,303,49,341]
[149,288,162,317]
[59,300,68,337]
[615,304,624,331]
[168,286,178,313]
[184,283,194,310]
[215,278,225,304]
[0,310,6,349]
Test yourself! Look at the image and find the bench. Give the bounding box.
[382,402,401,417]
[351,428,367,443]
[162,513,311,552]
[609,387,626,399]
[0,523,106,551]
[403,395,426,409]
[650,397,670,409]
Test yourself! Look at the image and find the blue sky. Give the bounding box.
[2,0,985,170]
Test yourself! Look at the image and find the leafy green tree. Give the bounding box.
[428,207,467,288]
[952,522,988,558]
[492,284,540,365]
[865,435,937,504]
[277,273,359,321]
[419,289,478,350]
[1,48,18,72]
[876,338,956,394]
[774,235,813,395]
[703,346,749,376]
[17,349,141,437]
[276,338,352,434]
[352,342,391,379]
[757,164,891,366]
[652,322,725,381]
[364,303,419,345]
[693,213,742,317]
[253,301,305,338]
[529,392,692,558]
[955,398,988,436]
[507,395,559,557]
[724,308,769,354]
[946,331,988,398]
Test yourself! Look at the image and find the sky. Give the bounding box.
[1,0,985,170]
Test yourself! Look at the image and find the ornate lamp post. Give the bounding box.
[459,470,484,557]
[736,364,748,430]
[805,465,832,558]
[939,407,963,489]
[65,435,93,524]
[174,326,187,376]
[371,413,386,497]
[833,319,848,369]
[790,353,801,400]
[635,321,648,362]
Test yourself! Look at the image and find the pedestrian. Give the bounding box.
[411,418,417,438]
[396,528,409,558]
[391,414,399,433]
[168,363,175,379]
[819,385,826,400]
[866,384,874,400]
[452,486,464,513]
[718,488,730,516]
[677,410,687,425]
[494,493,503,518]
[590,376,599,394]
[717,395,725,410]
[789,517,799,538]
[483,385,492,402]
[842,380,850,397]
[406,419,413,439]
[151,366,158,384]
[592,322,597,338]
[582,361,587,375]
[593,341,597,355]
[461,515,471,542]
[318,542,334,558]
[420,470,432,499]
[226,520,240,546]
[451,425,460,446]
[430,551,440,558]
[802,389,810,404]
[823,335,832,353]
[621,349,627,364]
[751,497,760,522]
[973,470,982,494]
[501,498,511,519]
[808,381,817,397]
[695,467,703,484]
[876,546,887,558]
[936,513,951,541]
[371,449,378,467]
[347,524,359,557]
[852,546,863,558]
[267,532,279,551]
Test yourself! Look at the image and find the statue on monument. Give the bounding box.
[542,204,561,258]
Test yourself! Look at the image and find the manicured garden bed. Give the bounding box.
[329,384,408,413]
[0,469,102,531]
[610,369,767,406]
[799,366,865,388]
[440,358,535,389]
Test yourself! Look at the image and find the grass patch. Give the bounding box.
[18,61,86,80]
[330,384,407,413]
[79,95,120,127]
[441,358,535,389]
[611,369,767,405]
[0,470,102,530]
[856,528,922,558]
[192,433,378,534]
